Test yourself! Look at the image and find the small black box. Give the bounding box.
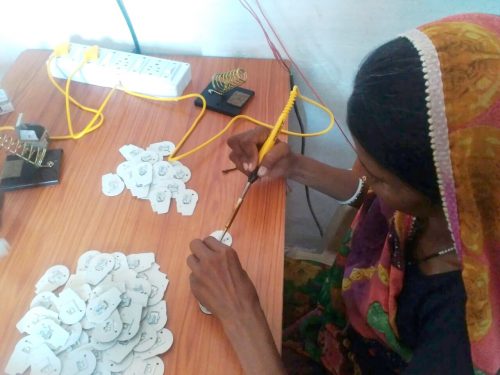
[0,149,63,191]
[194,83,254,117]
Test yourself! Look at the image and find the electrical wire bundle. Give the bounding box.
[238,0,357,237]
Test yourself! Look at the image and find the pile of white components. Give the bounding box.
[102,141,198,216]
[48,43,191,97]
[6,250,172,375]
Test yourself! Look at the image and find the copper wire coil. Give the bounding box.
[209,68,247,95]
[0,134,52,167]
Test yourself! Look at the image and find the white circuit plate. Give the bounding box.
[103,333,141,364]
[125,356,164,375]
[30,343,62,375]
[35,264,70,293]
[172,164,191,183]
[147,141,176,157]
[101,173,125,197]
[86,287,122,323]
[76,250,100,274]
[135,328,173,360]
[5,335,45,375]
[138,150,159,164]
[142,300,167,332]
[176,189,198,216]
[119,144,144,162]
[126,253,155,273]
[16,306,59,334]
[85,253,115,285]
[60,349,96,375]
[56,288,86,325]
[210,230,233,246]
[92,310,123,343]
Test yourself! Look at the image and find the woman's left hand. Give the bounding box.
[187,237,287,375]
[187,237,260,324]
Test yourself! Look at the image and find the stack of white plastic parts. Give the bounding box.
[101,141,198,215]
[6,250,172,374]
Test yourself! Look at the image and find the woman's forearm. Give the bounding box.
[289,154,359,201]
[222,303,286,375]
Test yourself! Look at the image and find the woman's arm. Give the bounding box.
[222,302,286,375]
[288,153,360,202]
[187,237,286,375]
[228,128,361,203]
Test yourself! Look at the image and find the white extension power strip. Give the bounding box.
[49,43,192,97]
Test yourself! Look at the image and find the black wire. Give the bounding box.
[115,0,142,54]
[289,74,324,238]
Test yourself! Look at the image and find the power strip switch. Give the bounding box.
[49,43,191,97]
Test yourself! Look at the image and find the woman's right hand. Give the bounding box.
[227,127,297,180]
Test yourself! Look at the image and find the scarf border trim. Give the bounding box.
[400,29,463,259]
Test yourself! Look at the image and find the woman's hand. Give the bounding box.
[187,236,260,323]
[187,237,286,375]
[227,127,297,180]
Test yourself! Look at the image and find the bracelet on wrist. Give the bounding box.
[337,176,366,205]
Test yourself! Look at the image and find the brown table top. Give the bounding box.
[0,49,288,374]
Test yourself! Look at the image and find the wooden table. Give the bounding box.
[0,50,288,373]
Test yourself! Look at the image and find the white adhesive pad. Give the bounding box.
[210,230,233,246]
[101,173,125,197]
[0,238,10,258]
[102,141,200,217]
[6,250,173,375]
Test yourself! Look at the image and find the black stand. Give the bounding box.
[194,82,254,117]
[0,149,63,191]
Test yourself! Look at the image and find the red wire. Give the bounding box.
[254,0,324,105]
[239,0,290,72]
[242,0,355,150]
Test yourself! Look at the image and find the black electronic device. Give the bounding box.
[0,117,63,191]
[194,68,254,117]
[0,149,63,191]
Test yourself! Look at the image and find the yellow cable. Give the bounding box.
[64,59,87,137]
[121,88,208,161]
[123,85,334,162]
[47,50,115,140]
[73,86,116,139]
[0,126,15,131]
[46,54,104,122]
[282,93,334,137]
[47,43,334,158]
[64,47,100,138]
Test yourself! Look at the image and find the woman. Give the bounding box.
[187,13,499,374]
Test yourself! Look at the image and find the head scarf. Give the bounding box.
[340,13,499,374]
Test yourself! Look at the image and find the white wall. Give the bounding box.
[1,0,498,249]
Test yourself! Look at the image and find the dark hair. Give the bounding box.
[347,37,441,204]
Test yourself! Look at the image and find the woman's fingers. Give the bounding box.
[187,235,259,320]
[189,238,211,261]
[186,254,199,271]
[228,128,270,172]
[228,128,295,180]
[203,236,230,252]
[258,141,292,178]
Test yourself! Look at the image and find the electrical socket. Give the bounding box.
[142,58,167,76]
[49,43,191,97]
[108,51,138,72]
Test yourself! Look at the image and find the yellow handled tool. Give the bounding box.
[219,86,299,241]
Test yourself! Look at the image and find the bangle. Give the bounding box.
[337,176,365,205]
